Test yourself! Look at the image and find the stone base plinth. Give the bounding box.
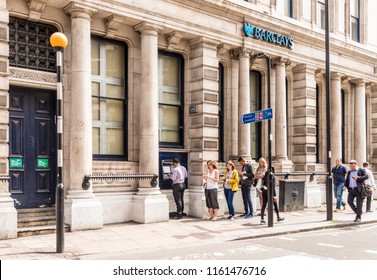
[131,188,169,223]
[65,197,103,231]
[0,197,17,240]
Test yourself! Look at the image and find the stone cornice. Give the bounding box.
[9,67,56,84]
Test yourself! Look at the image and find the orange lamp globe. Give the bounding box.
[50,32,68,49]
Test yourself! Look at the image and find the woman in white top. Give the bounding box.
[254,157,267,213]
[203,160,219,220]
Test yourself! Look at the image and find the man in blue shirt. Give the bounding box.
[344,159,369,222]
[331,158,348,211]
[169,158,188,219]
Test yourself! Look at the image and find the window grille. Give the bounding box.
[9,17,57,72]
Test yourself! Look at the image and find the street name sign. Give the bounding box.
[240,108,273,124]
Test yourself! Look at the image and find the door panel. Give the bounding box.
[9,87,56,209]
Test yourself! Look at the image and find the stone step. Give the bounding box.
[17,225,69,238]
[17,207,56,219]
[17,215,56,228]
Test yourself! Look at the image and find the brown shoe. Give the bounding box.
[342,204,346,210]
[334,208,340,212]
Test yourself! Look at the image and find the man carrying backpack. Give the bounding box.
[345,160,369,222]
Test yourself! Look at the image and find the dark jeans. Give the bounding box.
[347,187,363,219]
[260,189,280,219]
[366,196,372,211]
[224,188,235,216]
[172,183,185,215]
[241,185,253,215]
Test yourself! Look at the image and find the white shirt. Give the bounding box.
[170,164,187,184]
[206,170,218,190]
[364,168,376,188]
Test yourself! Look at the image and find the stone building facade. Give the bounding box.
[1,0,377,239]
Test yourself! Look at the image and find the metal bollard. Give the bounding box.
[56,183,64,253]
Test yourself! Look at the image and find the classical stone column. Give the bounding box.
[353,79,367,164]
[371,85,377,199]
[230,55,239,158]
[132,22,168,223]
[273,57,289,160]
[64,3,103,231]
[272,57,292,172]
[0,4,17,239]
[330,72,342,163]
[238,48,251,159]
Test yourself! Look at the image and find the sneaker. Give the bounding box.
[366,209,374,213]
[244,214,253,219]
[354,217,361,222]
[240,213,247,217]
[277,217,285,222]
[226,215,232,219]
[334,208,340,212]
[230,216,235,221]
[260,220,266,225]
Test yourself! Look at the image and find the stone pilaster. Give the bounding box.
[292,64,318,172]
[238,48,251,159]
[352,79,367,164]
[187,37,223,218]
[64,3,103,231]
[371,85,377,199]
[0,3,17,240]
[272,57,293,172]
[132,22,168,223]
[330,72,342,163]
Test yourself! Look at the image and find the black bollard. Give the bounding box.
[56,183,64,253]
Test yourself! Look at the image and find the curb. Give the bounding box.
[231,219,377,241]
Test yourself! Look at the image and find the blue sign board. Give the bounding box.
[240,108,273,124]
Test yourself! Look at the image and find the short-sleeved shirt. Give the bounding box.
[332,164,347,184]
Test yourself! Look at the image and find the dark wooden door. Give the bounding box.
[9,86,56,208]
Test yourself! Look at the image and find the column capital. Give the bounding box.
[229,47,253,59]
[64,2,97,19]
[134,21,163,35]
[330,72,342,80]
[217,43,232,56]
[351,78,366,87]
[272,56,291,67]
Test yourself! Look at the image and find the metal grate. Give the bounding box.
[9,17,57,72]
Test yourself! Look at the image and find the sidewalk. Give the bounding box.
[1,205,377,260]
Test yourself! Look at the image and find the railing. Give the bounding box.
[274,171,329,182]
[82,173,158,190]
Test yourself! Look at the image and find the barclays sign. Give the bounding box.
[243,23,294,50]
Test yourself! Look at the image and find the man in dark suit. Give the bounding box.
[344,159,368,222]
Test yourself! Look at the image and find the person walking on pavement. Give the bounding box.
[169,158,188,219]
[222,160,239,221]
[331,158,348,212]
[344,159,368,222]
[259,166,284,225]
[203,160,220,221]
[238,156,255,218]
[363,162,376,212]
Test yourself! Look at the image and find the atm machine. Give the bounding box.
[159,152,188,189]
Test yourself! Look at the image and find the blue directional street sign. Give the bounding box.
[240,108,273,124]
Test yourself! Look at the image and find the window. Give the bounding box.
[284,0,293,18]
[91,38,127,158]
[250,71,262,160]
[158,52,184,147]
[350,0,360,42]
[317,0,326,30]
[9,17,57,72]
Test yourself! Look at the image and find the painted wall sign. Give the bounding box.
[243,23,294,49]
[37,158,49,169]
[9,158,23,169]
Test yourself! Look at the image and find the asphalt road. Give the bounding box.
[93,222,377,260]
